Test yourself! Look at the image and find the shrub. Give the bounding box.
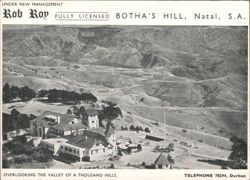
[145,127,151,133]
[73,65,80,69]
[136,126,140,132]
[168,143,174,151]
[127,148,132,154]
[141,162,146,167]
[109,163,115,169]
[153,145,160,152]
[228,136,247,169]
[117,151,123,156]
[2,158,10,168]
[129,125,135,131]
[137,144,142,151]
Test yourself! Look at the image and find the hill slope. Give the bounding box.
[3,25,248,142]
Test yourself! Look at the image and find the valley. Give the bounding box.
[2,25,248,169]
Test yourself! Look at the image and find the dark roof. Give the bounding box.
[154,153,169,166]
[82,129,107,141]
[86,127,106,136]
[85,109,98,116]
[31,111,79,131]
[64,123,87,131]
[66,130,109,149]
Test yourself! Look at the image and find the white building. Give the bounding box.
[81,109,99,129]
[30,110,100,138]
[62,126,117,161]
[40,126,117,162]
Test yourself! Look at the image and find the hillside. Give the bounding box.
[2,25,248,143]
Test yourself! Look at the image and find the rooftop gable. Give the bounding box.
[32,111,78,130]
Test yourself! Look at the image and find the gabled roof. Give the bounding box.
[64,123,87,131]
[65,127,115,149]
[66,132,109,149]
[154,153,170,166]
[31,111,80,131]
[85,109,98,116]
[86,127,106,136]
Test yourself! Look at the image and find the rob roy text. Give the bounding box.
[2,9,49,19]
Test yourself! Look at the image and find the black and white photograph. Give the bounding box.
[2,25,248,170]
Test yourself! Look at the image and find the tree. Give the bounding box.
[153,145,160,152]
[167,154,175,169]
[78,106,86,117]
[11,108,20,130]
[168,143,174,151]
[66,108,72,115]
[127,148,132,155]
[3,83,12,103]
[29,114,37,120]
[38,89,48,98]
[129,125,135,131]
[228,136,247,169]
[137,144,142,151]
[109,163,115,169]
[98,106,122,121]
[19,86,36,102]
[141,162,146,167]
[3,113,13,132]
[80,93,97,102]
[2,158,10,168]
[145,127,151,133]
[47,89,59,102]
[11,85,20,99]
[12,141,25,155]
[72,105,78,115]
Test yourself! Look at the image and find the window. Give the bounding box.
[103,148,105,152]
[73,149,76,153]
[65,147,68,151]
[92,121,95,123]
[77,150,79,154]
[69,148,72,152]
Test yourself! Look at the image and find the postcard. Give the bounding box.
[0,1,249,180]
